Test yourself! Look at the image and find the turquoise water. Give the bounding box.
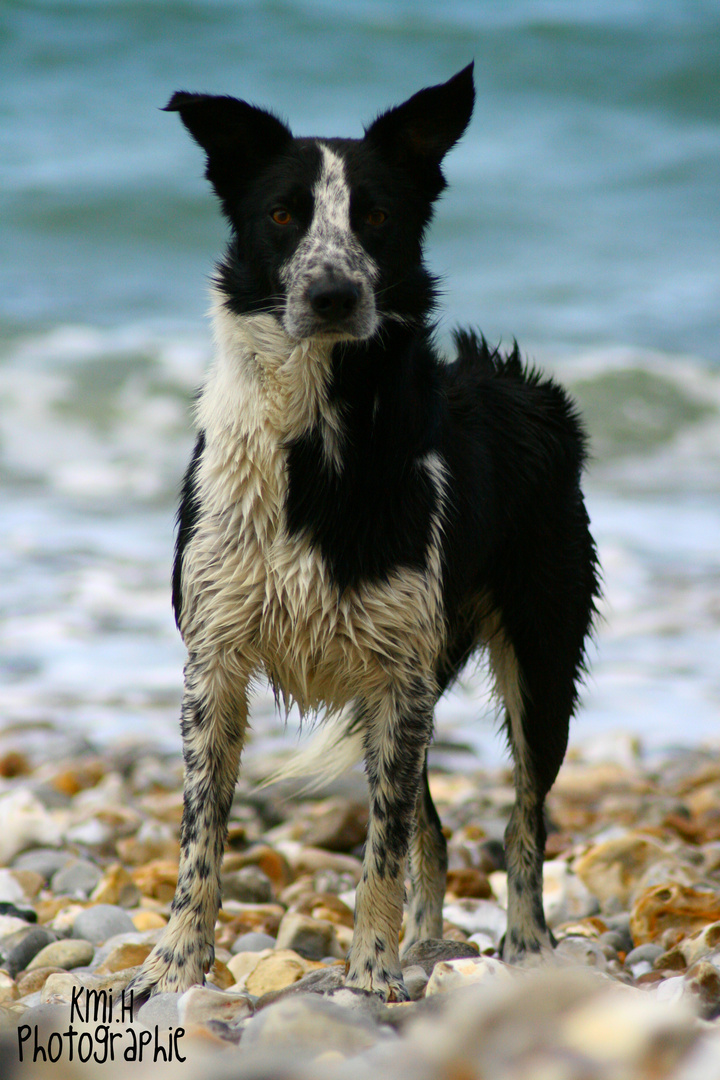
[1,1,720,762]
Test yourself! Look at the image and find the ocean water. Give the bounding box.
[1,0,719,767]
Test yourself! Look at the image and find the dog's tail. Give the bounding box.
[260,710,365,793]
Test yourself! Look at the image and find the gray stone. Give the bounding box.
[221,865,274,904]
[401,964,429,1001]
[625,943,664,971]
[27,938,95,972]
[72,904,135,944]
[51,858,103,899]
[599,930,629,956]
[231,931,277,955]
[242,994,387,1056]
[12,848,73,883]
[604,912,634,954]
[177,985,254,1033]
[3,926,57,977]
[274,911,341,960]
[401,938,479,976]
[136,990,181,1028]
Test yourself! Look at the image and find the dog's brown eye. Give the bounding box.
[365,208,387,227]
[271,208,292,225]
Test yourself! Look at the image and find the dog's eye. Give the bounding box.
[271,207,292,226]
[365,208,387,227]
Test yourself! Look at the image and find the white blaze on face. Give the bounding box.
[281,143,378,341]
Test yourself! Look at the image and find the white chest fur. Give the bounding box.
[179,304,447,712]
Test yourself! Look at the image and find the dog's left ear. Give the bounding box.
[364,64,475,195]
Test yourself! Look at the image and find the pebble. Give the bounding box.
[231,930,278,954]
[26,938,95,972]
[426,955,514,996]
[12,848,73,882]
[244,949,311,996]
[274,911,342,960]
[4,727,720,1075]
[72,903,136,943]
[2,925,58,977]
[222,864,274,904]
[401,938,480,975]
[241,994,387,1056]
[50,857,104,898]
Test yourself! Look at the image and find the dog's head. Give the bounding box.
[166,65,474,343]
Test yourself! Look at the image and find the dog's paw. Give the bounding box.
[345,960,410,1002]
[126,938,213,1004]
[501,928,556,968]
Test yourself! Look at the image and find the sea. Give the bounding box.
[1,0,719,770]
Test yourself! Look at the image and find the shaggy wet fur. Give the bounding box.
[129,64,600,1003]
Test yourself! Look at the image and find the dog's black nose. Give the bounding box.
[307,278,359,320]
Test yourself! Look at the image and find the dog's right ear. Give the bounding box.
[165,93,292,215]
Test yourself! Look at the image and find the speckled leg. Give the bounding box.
[402,757,447,950]
[128,656,248,999]
[346,679,435,1001]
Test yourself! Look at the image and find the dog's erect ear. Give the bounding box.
[364,64,475,196]
[165,92,293,213]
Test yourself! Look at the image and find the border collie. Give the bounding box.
[131,64,599,1003]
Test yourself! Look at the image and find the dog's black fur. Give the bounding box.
[130,64,599,1003]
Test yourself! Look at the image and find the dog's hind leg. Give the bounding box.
[486,586,592,963]
[128,654,248,1000]
[346,677,435,1000]
[402,755,447,950]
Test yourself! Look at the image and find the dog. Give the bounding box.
[130,63,599,1003]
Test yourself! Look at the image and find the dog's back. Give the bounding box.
[130,65,599,1004]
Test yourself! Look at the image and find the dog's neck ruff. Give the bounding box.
[202,298,344,465]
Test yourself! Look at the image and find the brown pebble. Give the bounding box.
[223,845,293,891]
[653,945,687,971]
[132,910,167,931]
[207,958,236,990]
[635,970,666,985]
[9,869,44,899]
[220,904,285,938]
[0,751,30,778]
[291,891,354,929]
[631,883,720,945]
[95,942,153,974]
[116,834,180,866]
[446,867,493,900]
[91,862,141,907]
[685,960,720,1020]
[16,967,65,996]
[130,859,178,902]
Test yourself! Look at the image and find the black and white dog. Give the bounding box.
[131,64,599,1002]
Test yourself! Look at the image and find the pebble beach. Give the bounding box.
[3,725,720,1077]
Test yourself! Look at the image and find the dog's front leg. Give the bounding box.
[128,656,248,1001]
[346,679,435,1001]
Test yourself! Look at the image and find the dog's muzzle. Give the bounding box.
[284,272,378,342]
